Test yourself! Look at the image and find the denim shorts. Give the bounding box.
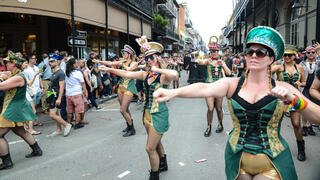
[33,91,42,105]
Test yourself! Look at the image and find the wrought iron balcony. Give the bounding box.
[164,29,179,41]
[152,23,167,36]
[154,0,168,4]
[157,1,177,18]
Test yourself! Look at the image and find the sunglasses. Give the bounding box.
[284,54,294,58]
[145,55,154,62]
[306,51,316,54]
[245,48,269,58]
[210,50,218,53]
[121,52,128,55]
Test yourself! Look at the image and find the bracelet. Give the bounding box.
[0,76,4,82]
[283,94,308,111]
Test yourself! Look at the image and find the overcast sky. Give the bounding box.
[177,0,233,44]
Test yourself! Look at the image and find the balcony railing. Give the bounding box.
[157,1,177,18]
[154,0,168,4]
[152,23,166,36]
[165,29,179,41]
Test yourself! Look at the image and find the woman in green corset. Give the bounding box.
[271,45,307,161]
[0,51,42,170]
[94,44,138,137]
[99,40,178,180]
[195,36,231,137]
[153,27,320,180]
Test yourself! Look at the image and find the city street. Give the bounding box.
[0,71,320,180]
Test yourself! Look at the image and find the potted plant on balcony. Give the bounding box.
[153,13,168,30]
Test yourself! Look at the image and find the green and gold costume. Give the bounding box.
[225,76,297,180]
[143,75,169,133]
[118,62,138,96]
[0,73,37,127]
[277,64,301,89]
[205,59,223,83]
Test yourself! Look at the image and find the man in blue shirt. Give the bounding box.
[38,53,52,114]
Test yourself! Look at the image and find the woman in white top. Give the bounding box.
[65,58,88,129]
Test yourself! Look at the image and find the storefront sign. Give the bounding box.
[76,30,87,37]
[68,36,87,47]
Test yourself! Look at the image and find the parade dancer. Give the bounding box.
[171,53,182,89]
[154,27,320,180]
[195,36,231,136]
[99,38,178,180]
[0,51,42,170]
[94,45,138,137]
[271,45,307,161]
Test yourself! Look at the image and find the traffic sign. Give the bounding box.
[76,30,87,37]
[68,36,87,47]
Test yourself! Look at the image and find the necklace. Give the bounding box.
[10,69,22,77]
[147,71,159,79]
[209,57,220,63]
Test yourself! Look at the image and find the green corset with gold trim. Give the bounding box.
[143,75,168,113]
[227,97,287,158]
[206,64,223,83]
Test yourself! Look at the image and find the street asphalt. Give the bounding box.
[0,71,320,180]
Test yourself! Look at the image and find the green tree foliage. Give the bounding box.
[153,13,168,30]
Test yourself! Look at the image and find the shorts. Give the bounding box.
[239,152,280,179]
[111,76,117,86]
[33,91,42,105]
[143,109,169,134]
[95,73,103,86]
[117,84,134,96]
[48,96,60,109]
[66,94,84,113]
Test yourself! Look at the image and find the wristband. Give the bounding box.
[283,94,308,111]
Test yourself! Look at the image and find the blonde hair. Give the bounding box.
[145,54,167,72]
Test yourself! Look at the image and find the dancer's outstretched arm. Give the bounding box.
[99,66,146,81]
[93,59,122,66]
[154,77,233,103]
[271,81,320,124]
[151,66,178,84]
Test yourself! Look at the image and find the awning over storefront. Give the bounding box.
[0,0,71,20]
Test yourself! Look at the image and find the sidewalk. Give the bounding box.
[35,96,116,125]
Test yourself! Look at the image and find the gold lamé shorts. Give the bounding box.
[143,110,154,127]
[239,152,280,179]
[117,84,133,96]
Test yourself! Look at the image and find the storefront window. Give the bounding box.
[22,34,37,56]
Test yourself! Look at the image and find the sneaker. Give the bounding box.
[96,106,102,110]
[74,123,84,130]
[112,94,118,97]
[63,124,72,137]
[46,131,62,137]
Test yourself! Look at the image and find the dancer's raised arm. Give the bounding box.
[154,77,234,102]
[99,65,146,81]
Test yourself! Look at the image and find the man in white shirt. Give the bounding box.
[24,54,43,106]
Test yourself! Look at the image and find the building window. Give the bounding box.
[290,8,301,45]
